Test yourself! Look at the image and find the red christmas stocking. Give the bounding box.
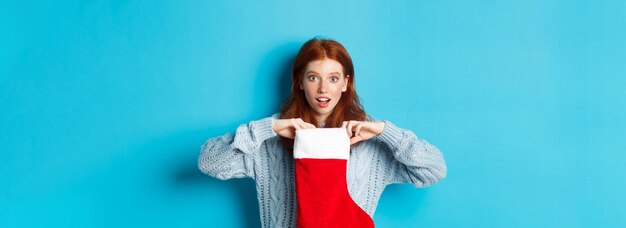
[294,128,375,228]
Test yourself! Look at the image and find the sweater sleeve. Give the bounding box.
[375,120,447,188]
[197,114,278,180]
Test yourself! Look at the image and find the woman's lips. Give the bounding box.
[316,98,331,108]
[317,100,329,108]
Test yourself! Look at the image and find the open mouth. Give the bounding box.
[316,97,331,103]
[315,97,331,107]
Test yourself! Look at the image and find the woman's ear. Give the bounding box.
[342,75,349,92]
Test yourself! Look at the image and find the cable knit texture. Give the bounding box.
[198,113,447,227]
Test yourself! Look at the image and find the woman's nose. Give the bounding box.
[317,81,327,93]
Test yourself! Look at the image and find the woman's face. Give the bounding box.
[299,58,349,123]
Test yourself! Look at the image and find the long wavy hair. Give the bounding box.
[278,36,372,151]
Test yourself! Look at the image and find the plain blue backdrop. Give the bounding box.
[1,0,625,227]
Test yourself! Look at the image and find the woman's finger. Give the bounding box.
[291,119,302,130]
[295,119,310,129]
[350,134,363,145]
[300,119,316,129]
[298,121,309,130]
[347,121,359,137]
[354,123,364,137]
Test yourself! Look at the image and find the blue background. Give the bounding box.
[2,0,625,227]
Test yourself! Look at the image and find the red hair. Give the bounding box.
[278,36,372,150]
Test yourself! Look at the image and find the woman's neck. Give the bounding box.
[318,120,326,128]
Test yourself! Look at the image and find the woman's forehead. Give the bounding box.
[304,59,344,74]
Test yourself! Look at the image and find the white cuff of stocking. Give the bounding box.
[293,128,350,160]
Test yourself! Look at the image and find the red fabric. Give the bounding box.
[295,158,375,228]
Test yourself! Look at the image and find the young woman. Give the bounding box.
[198,37,447,227]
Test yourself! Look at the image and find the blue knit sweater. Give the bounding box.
[198,113,447,227]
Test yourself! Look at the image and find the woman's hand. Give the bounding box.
[341,120,386,145]
[272,118,317,139]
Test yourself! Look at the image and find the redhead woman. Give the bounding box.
[198,37,447,227]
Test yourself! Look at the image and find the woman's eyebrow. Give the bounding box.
[305,70,319,74]
[305,70,340,75]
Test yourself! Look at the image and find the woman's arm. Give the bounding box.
[375,120,447,188]
[197,114,278,180]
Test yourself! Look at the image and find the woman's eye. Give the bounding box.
[330,77,338,82]
[308,75,317,81]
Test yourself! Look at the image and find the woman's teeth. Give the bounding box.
[317,98,330,102]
